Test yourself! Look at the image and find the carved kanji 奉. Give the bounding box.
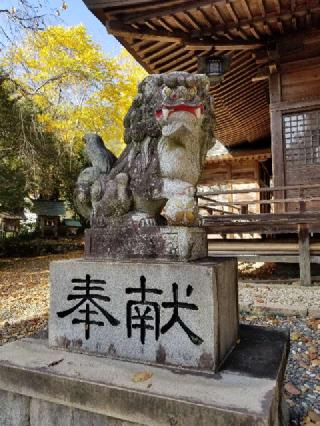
[57,274,120,339]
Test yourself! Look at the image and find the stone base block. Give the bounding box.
[49,257,238,372]
[0,325,289,426]
[85,226,207,261]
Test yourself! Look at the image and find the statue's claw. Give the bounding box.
[140,217,157,227]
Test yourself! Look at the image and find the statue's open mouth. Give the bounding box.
[156,103,204,120]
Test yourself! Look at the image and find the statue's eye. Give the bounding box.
[189,87,197,98]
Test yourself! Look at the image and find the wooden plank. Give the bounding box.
[201,196,320,207]
[197,183,320,196]
[199,195,241,210]
[184,40,263,51]
[298,224,311,286]
[281,60,320,102]
[85,0,157,7]
[207,253,320,264]
[207,239,320,251]
[145,42,181,62]
[199,205,229,214]
[97,0,189,13]
[204,223,320,234]
[205,225,295,234]
[208,254,302,263]
[107,21,185,42]
[203,211,320,220]
[270,98,320,112]
[241,0,252,19]
[181,11,201,30]
[157,51,195,71]
[149,45,186,66]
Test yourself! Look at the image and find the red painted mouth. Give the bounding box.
[155,103,204,120]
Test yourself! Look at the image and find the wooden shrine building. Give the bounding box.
[199,141,271,217]
[0,212,23,238]
[32,200,66,238]
[83,0,320,285]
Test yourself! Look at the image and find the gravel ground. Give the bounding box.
[241,313,320,426]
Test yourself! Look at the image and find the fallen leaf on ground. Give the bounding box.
[299,362,310,369]
[291,332,300,341]
[309,411,320,423]
[309,353,317,361]
[285,382,300,395]
[132,371,153,383]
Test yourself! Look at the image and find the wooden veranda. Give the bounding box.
[198,183,320,285]
[84,0,320,285]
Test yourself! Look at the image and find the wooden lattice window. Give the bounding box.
[283,110,320,166]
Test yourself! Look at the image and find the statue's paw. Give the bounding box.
[162,196,198,226]
[140,217,157,227]
[165,211,197,226]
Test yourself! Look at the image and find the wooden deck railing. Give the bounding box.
[197,183,320,224]
[196,184,320,286]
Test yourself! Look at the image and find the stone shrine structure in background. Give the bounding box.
[0,72,289,426]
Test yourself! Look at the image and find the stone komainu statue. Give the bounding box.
[75,72,215,227]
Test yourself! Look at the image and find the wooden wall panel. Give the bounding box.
[270,58,320,212]
[199,160,258,185]
[281,61,320,102]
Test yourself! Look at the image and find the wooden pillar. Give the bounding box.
[269,73,286,213]
[298,224,311,286]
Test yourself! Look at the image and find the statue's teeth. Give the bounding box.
[195,107,202,119]
[162,108,169,120]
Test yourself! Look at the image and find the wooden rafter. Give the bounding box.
[107,21,264,50]
[241,0,252,19]
[101,0,189,14]
[184,40,263,50]
[156,17,174,32]
[169,14,188,31]
[145,42,181,62]
[226,1,238,23]
[157,51,195,72]
[192,5,320,39]
[211,4,225,24]
[139,41,165,56]
[123,0,237,24]
[150,46,186,67]
[182,11,201,30]
[107,21,185,42]
[197,7,215,28]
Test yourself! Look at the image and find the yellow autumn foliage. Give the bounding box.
[2,25,147,157]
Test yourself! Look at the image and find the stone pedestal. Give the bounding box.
[0,325,289,426]
[84,226,207,261]
[49,257,238,372]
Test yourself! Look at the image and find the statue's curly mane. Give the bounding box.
[123,73,215,161]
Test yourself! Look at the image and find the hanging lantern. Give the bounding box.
[198,55,230,84]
